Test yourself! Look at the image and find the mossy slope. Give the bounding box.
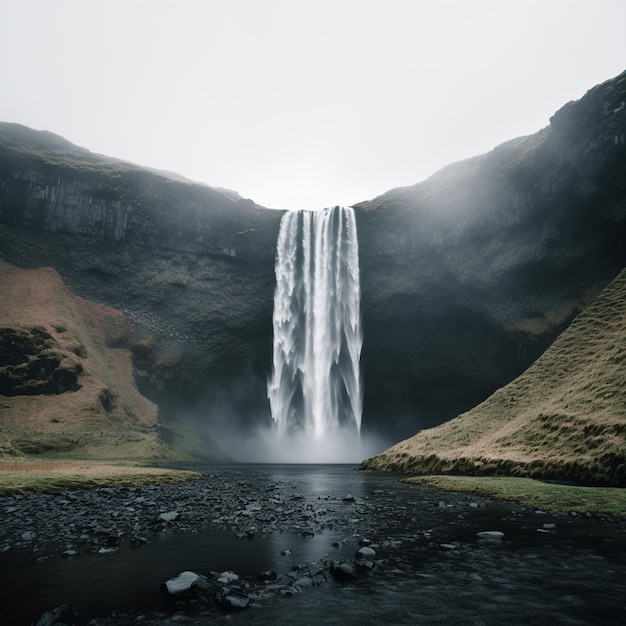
[362,268,626,485]
[0,259,225,462]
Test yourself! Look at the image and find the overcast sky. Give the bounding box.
[1,1,625,211]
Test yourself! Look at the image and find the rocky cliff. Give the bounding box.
[355,69,626,440]
[1,69,625,453]
[0,260,225,461]
[0,127,283,441]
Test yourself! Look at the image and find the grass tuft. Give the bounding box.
[407,475,626,519]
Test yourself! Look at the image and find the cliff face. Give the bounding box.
[0,260,226,461]
[0,126,283,434]
[1,69,625,449]
[354,70,626,440]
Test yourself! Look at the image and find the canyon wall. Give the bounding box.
[1,69,625,447]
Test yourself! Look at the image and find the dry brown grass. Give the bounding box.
[362,268,626,485]
[0,260,193,462]
[0,458,201,495]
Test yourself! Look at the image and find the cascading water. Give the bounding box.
[267,206,362,454]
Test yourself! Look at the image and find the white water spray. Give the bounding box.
[268,206,363,451]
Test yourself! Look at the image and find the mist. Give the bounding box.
[211,423,388,465]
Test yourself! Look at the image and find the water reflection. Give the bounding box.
[2,464,624,625]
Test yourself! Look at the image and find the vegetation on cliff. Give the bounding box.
[0,259,226,462]
[361,268,626,486]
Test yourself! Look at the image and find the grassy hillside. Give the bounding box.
[0,259,223,462]
[362,268,626,485]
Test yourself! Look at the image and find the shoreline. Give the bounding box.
[0,458,202,495]
[2,457,625,519]
[1,463,625,625]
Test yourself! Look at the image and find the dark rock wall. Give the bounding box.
[355,69,626,439]
[0,326,82,395]
[1,69,625,444]
[0,124,283,429]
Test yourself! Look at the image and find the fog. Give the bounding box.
[2,1,625,210]
[186,380,390,464]
[213,424,388,464]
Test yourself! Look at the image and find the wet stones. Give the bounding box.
[158,510,180,523]
[61,549,78,558]
[355,545,376,559]
[257,570,278,582]
[476,531,504,541]
[162,570,209,596]
[34,604,80,626]
[329,560,358,581]
[217,586,250,610]
[216,570,239,584]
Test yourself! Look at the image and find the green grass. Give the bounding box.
[407,475,626,519]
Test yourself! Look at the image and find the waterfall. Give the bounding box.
[268,206,363,443]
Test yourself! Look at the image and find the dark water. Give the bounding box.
[1,464,625,625]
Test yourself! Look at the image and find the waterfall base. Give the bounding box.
[218,426,380,464]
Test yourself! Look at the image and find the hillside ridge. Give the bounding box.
[0,259,226,461]
[361,267,626,485]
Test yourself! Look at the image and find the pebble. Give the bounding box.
[162,570,205,595]
[4,467,621,626]
[476,531,504,540]
[217,571,239,584]
[356,546,377,559]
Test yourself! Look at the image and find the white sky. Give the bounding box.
[1,0,625,211]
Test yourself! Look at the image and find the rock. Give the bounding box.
[293,576,314,591]
[34,604,80,626]
[159,511,180,522]
[355,546,377,559]
[216,571,239,584]
[343,494,356,503]
[542,523,557,530]
[359,537,373,546]
[257,570,278,582]
[3,65,626,451]
[476,531,504,541]
[281,548,292,556]
[329,560,358,581]
[61,549,78,558]
[162,570,207,596]
[301,530,315,538]
[217,587,250,610]
[440,543,458,550]
[21,531,36,541]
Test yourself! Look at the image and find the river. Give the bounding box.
[1,464,624,624]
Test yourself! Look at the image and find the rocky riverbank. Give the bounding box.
[2,465,626,625]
